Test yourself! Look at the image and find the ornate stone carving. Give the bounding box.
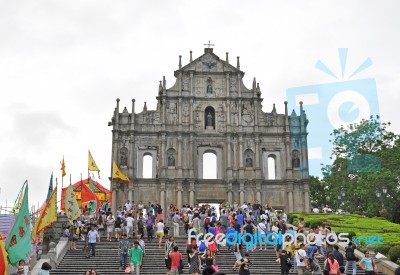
[217,104,226,132]
[230,76,237,92]
[182,76,189,91]
[182,103,189,124]
[167,102,177,125]
[230,101,238,126]
[241,101,254,125]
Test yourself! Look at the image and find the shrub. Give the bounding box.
[352,211,361,215]
[309,220,323,230]
[388,246,400,262]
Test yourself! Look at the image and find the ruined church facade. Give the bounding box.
[109,48,310,214]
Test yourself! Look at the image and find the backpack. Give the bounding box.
[345,246,355,261]
[211,216,217,223]
[199,240,207,253]
[183,215,189,223]
[75,227,81,235]
[204,217,210,226]
[146,218,153,229]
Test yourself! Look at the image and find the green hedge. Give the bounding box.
[388,246,400,262]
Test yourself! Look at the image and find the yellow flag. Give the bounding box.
[65,183,80,223]
[36,185,58,233]
[88,150,100,178]
[113,161,129,182]
[11,188,24,215]
[61,156,66,178]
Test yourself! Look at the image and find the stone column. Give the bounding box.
[161,134,166,177]
[256,181,262,202]
[239,181,245,205]
[255,137,260,168]
[189,180,195,206]
[177,135,182,177]
[128,183,133,203]
[162,98,166,130]
[177,181,183,209]
[160,181,166,214]
[227,135,231,168]
[225,72,230,97]
[111,184,117,215]
[238,135,243,168]
[178,98,182,127]
[189,134,194,178]
[288,182,294,212]
[228,181,233,204]
[304,188,310,213]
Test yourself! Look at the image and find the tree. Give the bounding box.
[320,116,400,222]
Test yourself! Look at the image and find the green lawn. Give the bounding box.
[288,213,400,246]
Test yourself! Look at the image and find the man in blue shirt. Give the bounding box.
[237,211,244,228]
[333,245,344,267]
[87,225,100,257]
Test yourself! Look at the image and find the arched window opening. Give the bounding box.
[143,154,153,178]
[267,155,276,180]
[203,152,217,179]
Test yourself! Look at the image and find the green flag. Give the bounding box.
[65,183,80,223]
[89,177,95,192]
[6,181,31,266]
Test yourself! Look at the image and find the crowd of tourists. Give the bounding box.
[21,199,398,275]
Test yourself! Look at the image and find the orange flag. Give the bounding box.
[0,236,7,275]
[81,181,100,212]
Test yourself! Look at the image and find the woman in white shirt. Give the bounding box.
[156,219,165,248]
[257,219,268,250]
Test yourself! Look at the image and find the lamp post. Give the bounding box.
[375,185,387,209]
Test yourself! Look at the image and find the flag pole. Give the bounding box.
[80,173,83,213]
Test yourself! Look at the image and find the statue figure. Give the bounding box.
[207,83,212,94]
[207,112,213,127]
[120,148,128,166]
[245,154,253,167]
[292,151,300,168]
[168,153,175,166]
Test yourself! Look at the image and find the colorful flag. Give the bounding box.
[5,181,31,266]
[65,183,80,222]
[46,172,53,202]
[0,236,7,275]
[89,176,95,192]
[80,181,100,212]
[36,185,58,233]
[88,150,100,178]
[112,161,130,182]
[61,156,66,178]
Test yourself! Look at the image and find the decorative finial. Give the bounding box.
[190,50,193,62]
[252,77,256,90]
[159,80,163,95]
[179,55,182,69]
[256,83,261,97]
[237,56,240,69]
[226,52,229,63]
[143,101,147,112]
[203,40,215,48]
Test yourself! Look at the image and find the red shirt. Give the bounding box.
[169,251,182,270]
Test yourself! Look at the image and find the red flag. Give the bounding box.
[80,181,100,211]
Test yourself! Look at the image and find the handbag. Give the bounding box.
[125,265,131,273]
[372,259,378,275]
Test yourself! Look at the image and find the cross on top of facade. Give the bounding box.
[203,40,215,48]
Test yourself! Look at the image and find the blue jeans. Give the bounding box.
[345,260,357,275]
[89,243,96,256]
[316,245,325,258]
[120,253,128,268]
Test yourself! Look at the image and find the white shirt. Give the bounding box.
[156,222,164,233]
[257,222,267,235]
[126,217,135,227]
[296,248,307,266]
[87,230,99,243]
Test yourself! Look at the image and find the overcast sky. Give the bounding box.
[1,0,399,210]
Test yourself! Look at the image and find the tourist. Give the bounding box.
[310,249,324,275]
[146,211,155,242]
[165,235,175,275]
[38,262,52,275]
[87,225,100,257]
[201,249,214,269]
[137,214,145,238]
[189,245,201,275]
[332,245,344,267]
[345,242,358,275]
[115,216,123,241]
[172,212,180,237]
[118,233,131,271]
[211,258,220,272]
[97,215,105,236]
[237,253,251,275]
[324,252,339,275]
[358,251,375,275]
[169,245,182,275]
[128,241,143,275]
[295,243,307,275]
[106,213,115,241]
[125,213,135,239]
[279,250,291,275]
[156,219,165,248]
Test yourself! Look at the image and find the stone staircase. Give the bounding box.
[50,231,376,275]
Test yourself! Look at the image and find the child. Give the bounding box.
[211,258,220,272]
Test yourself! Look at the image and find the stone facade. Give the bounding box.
[108,48,310,214]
